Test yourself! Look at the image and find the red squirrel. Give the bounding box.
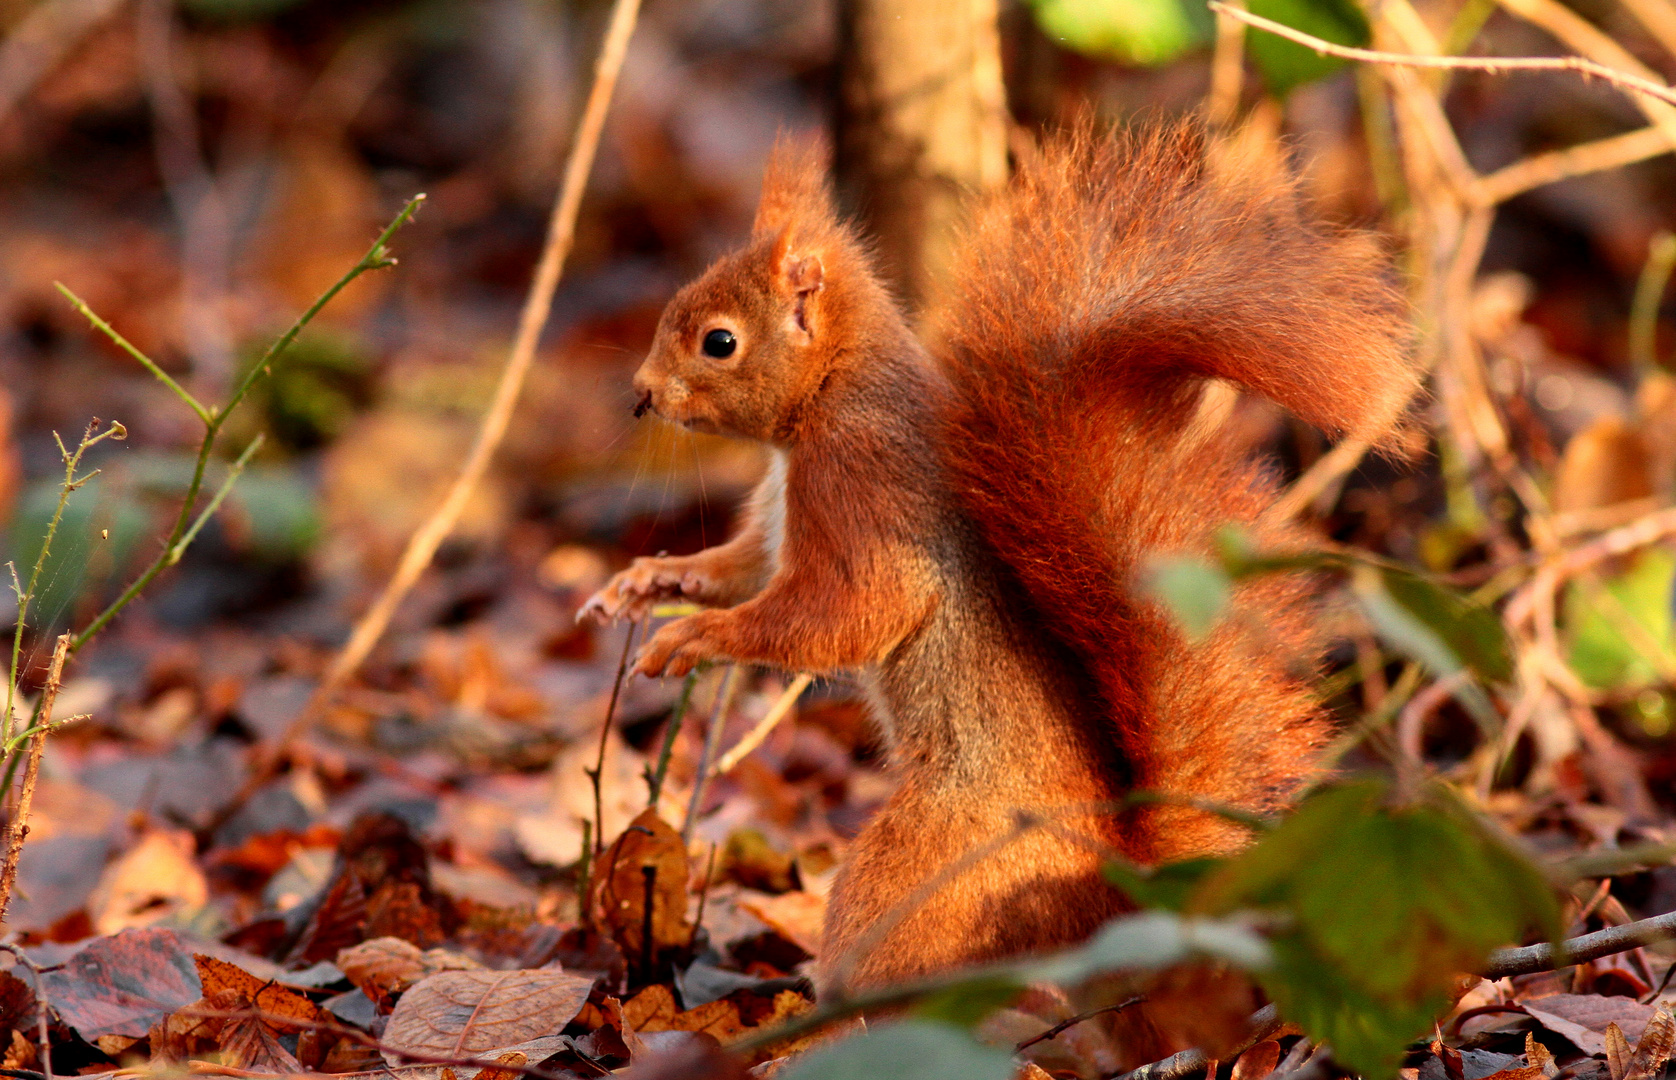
[578,120,1417,992]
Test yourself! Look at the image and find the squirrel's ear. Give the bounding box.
[753,133,834,241]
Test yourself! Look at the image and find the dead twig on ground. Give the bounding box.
[711,672,812,778]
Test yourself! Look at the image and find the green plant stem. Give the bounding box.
[167,435,263,565]
[5,420,125,745]
[66,195,423,654]
[645,664,704,807]
[1631,231,1676,374]
[53,285,210,424]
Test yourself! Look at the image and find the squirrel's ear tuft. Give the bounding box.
[753,132,836,243]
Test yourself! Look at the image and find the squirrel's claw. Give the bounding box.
[634,614,717,678]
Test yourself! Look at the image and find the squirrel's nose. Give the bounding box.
[632,390,654,418]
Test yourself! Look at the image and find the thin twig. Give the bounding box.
[0,633,69,924]
[303,0,645,732]
[1206,0,1246,127]
[1115,1005,1284,1080]
[586,620,640,857]
[710,672,812,778]
[1475,125,1673,206]
[1016,995,1145,1052]
[688,842,718,951]
[683,664,739,845]
[1631,231,1676,373]
[1208,1,1676,109]
[1482,910,1676,977]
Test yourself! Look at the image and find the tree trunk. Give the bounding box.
[835,0,1009,309]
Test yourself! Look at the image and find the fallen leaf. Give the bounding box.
[1626,1005,1675,1080]
[1527,1032,1557,1079]
[1608,1022,1632,1080]
[590,809,692,971]
[41,927,201,1040]
[366,880,446,948]
[336,937,484,1005]
[735,891,824,960]
[381,969,594,1063]
[194,955,320,1031]
[1524,995,1657,1056]
[625,983,680,1032]
[218,1008,303,1073]
[87,830,207,935]
[670,997,748,1045]
[288,871,369,965]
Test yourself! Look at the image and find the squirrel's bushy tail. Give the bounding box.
[934,120,1418,859]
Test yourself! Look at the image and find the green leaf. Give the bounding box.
[912,976,1026,1029]
[1143,556,1232,639]
[1245,0,1370,95]
[778,1020,1016,1080]
[1379,568,1511,683]
[1029,0,1213,66]
[1104,857,1228,912]
[1192,778,1561,1077]
[1353,566,1506,733]
[1564,548,1676,690]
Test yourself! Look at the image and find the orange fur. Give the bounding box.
[579,120,1418,995]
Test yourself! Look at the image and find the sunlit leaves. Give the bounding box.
[1192,778,1562,1077]
[1027,0,1212,67]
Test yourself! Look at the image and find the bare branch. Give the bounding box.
[1208,1,1676,109]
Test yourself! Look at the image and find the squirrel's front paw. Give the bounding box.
[577,556,700,625]
[634,613,725,678]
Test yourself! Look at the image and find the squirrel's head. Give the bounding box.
[632,135,855,444]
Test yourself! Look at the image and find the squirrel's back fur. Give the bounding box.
[932,122,1416,859]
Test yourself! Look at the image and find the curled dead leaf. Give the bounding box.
[590,808,692,973]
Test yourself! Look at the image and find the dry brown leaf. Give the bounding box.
[1524,995,1657,1056]
[193,955,319,1032]
[670,997,749,1046]
[337,937,484,1004]
[472,1049,529,1080]
[1626,1005,1676,1080]
[381,968,594,1064]
[1527,1032,1558,1079]
[365,880,447,948]
[218,1009,302,1073]
[1232,1040,1281,1080]
[625,983,680,1032]
[288,871,369,966]
[1433,1040,1466,1080]
[735,891,824,959]
[87,830,207,935]
[42,928,201,1041]
[1607,1022,1633,1080]
[590,808,692,967]
[1555,417,1653,514]
[1016,1066,1055,1080]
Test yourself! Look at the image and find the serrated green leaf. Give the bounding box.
[1245,0,1370,95]
[1191,779,1561,1077]
[778,1020,1016,1080]
[1143,556,1232,640]
[1564,548,1676,690]
[1029,0,1212,66]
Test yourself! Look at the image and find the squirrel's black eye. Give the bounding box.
[701,329,737,359]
